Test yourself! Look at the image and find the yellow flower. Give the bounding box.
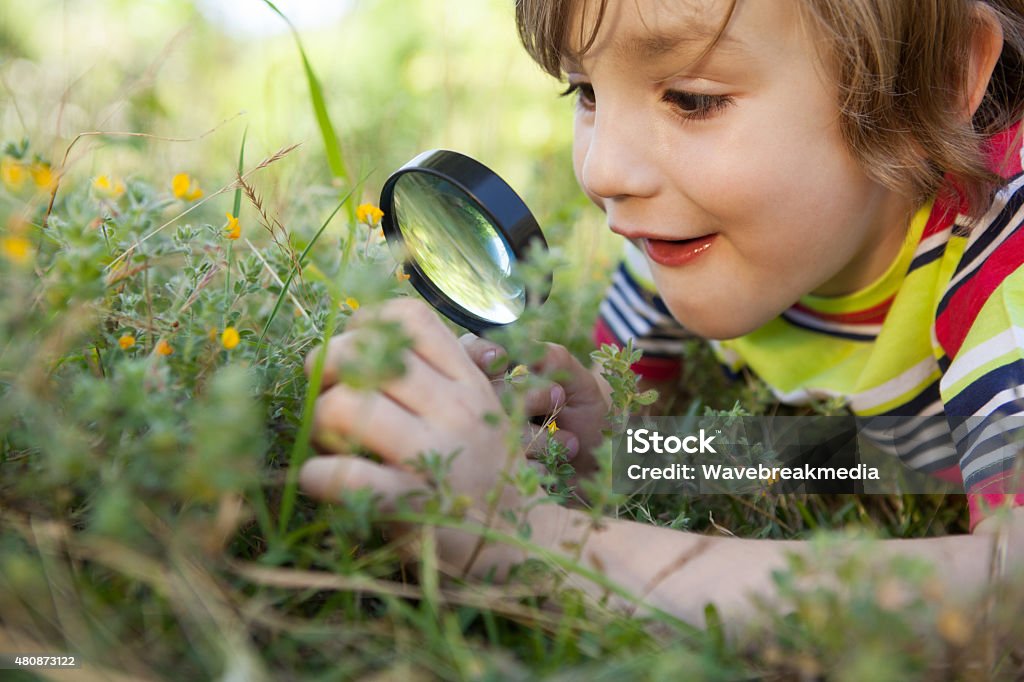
[155,339,173,356]
[224,212,241,240]
[395,268,410,282]
[171,173,203,201]
[547,420,559,435]
[30,162,56,191]
[93,175,125,198]
[118,334,136,350]
[343,296,360,311]
[221,326,240,350]
[1,236,32,265]
[937,607,972,647]
[508,364,530,379]
[356,203,384,226]
[1,157,26,190]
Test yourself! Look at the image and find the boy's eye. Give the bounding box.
[559,83,732,122]
[559,82,596,110]
[662,90,733,121]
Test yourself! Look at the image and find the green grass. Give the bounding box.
[2,139,1022,680]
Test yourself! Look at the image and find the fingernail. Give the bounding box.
[550,384,565,408]
[565,434,579,459]
[482,349,497,366]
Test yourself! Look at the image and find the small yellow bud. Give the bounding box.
[343,297,360,311]
[937,608,972,647]
[221,326,240,350]
[1,157,25,190]
[355,203,384,225]
[547,420,559,435]
[1,236,32,265]
[30,162,56,191]
[508,364,530,379]
[155,339,173,356]
[224,212,241,240]
[93,174,126,198]
[171,173,203,201]
[118,334,136,350]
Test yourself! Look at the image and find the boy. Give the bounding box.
[300,0,1024,628]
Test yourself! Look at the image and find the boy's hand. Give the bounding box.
[459,335,611,480]
[299,299,546,578]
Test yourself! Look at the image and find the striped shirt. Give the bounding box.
[595,124,1024,529]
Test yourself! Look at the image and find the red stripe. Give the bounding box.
[984,121,1023,178]
[930,121,1021,221]
[593,317,621,350]
[935,227,1024,357]
[931,464,962,484]
[966,470,1024,531]
[921,191,958,239]
[630,356,684,381]
[791,296,894,325]
[593,318,682,381]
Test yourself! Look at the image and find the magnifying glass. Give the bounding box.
[379,150,549,334]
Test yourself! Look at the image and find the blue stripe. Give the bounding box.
[780,312,878,342]
[961,428,1024,491]
[944,358,1024,421]
[896,431,956,464]
[916,453,960,475]
[908,243,945,272]
[871,378,942,417]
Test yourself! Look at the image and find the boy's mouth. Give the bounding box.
[643,234,717,267]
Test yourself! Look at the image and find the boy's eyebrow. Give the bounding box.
[619,28,745,61]
[562,24,746,69]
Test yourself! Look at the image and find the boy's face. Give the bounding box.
[566,0,915,339]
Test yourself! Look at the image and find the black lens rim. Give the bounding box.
[380,149,549,334]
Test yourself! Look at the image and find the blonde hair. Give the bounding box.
[516,0,1024,219]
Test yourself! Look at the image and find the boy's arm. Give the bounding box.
[523,502,1024,631]
[302,298,1023,632]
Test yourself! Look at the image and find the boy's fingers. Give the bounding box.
[314,383,428,464]
[306,330,454,405]
[532,343,592,397]
[299,455,427,512]
[523,382,566,417]
[459,333,509,377]
[350,299,485,384]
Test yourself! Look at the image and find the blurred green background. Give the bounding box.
[0,0,610,246]
[0,0,621,355]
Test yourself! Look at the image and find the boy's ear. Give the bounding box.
[964,2,1004,120]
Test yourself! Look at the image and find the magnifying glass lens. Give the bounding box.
[392,172,525,324]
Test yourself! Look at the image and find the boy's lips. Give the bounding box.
[610,226,718,267]
[643,235,717,266]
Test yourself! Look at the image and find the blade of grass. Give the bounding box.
[252,185,356,359]
[233,126,247,218]
[259,0,349,186]
[224,126,247,327]
[277,302,340,536]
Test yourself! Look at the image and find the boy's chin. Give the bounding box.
[668,305,779,341]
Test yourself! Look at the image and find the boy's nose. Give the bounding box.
[578,108,660,202]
